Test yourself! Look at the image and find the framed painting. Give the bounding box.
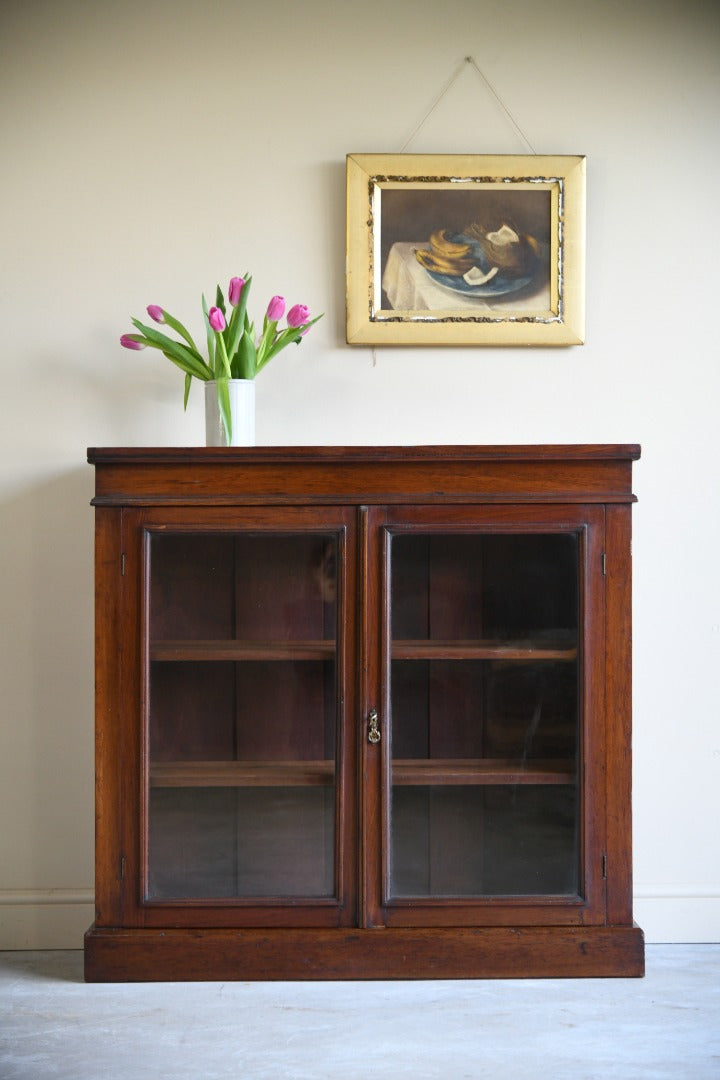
[346,154,585,346]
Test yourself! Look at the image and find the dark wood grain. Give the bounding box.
[150,760,336,787]
[150,640,335,661]
[392,759,575,785]
[88,445,639,507]
[88,444,641,464]
[604,504,635,925]
[392,639,577,660]
[92,508,126,927]
[85,924,645,981]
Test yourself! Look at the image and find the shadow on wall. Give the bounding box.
[0,468,95,895]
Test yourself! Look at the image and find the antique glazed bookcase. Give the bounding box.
[85,445,644,981]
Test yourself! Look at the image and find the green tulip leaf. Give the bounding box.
[161,349,209,382]
[235,329,257,380]
[132,319,211,380]
[162,312,199,353]
[255,314,323,373]
[214,329,232,379]
[216,376,232,443]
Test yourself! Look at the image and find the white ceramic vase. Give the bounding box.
[204,379,255,447]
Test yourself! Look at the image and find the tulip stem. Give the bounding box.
[215,331,232,379]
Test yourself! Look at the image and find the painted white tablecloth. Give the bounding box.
[381,242,550,313]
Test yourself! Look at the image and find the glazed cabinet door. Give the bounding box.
[362,504,607,929]
[110,505,357,929]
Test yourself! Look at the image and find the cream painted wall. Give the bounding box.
[1,0,718,948]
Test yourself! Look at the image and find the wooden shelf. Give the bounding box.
[150,758,574,789]
[392,639,577,661]
[151,638,575,663]
[392,759,576,786]
[150,639,335,662]
[150,760,335,788]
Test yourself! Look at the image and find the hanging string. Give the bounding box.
[464,56,537,155]
[371,55,536,367]
[398,56,470,152]
[399,55,537,155]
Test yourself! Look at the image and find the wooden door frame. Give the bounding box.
[362,503,608,929]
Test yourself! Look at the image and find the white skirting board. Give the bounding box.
[0,890,94,950]
[0,889,718,949]
[634,886,720,944]
[635,899,720,944]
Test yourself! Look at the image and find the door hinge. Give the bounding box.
[602,852,607,879]
[601,552,607,576]
[121,552,126,576]
[120,856,126,880]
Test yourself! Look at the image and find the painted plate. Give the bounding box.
[420,233,537,297]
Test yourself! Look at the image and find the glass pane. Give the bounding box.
[146,532,338,901]
[388,532,579,899]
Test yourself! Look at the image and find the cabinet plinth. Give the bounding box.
[86,445,643,980]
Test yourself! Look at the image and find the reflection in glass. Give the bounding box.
[388,533,580,899]
[146,533,338,900]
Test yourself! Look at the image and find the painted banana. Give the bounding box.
[415,248,474,276]
[429,229,472,259]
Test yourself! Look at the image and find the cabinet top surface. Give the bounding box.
[88,445,641,465]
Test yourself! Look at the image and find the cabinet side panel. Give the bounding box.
[605,505,634,925]
[580,511,608,923]
[93,508,124,926]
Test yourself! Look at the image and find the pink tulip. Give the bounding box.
[228,277,246,306]
[208,306,226,332]
[287,304,310,329]
[120,334,146,350]
[266,295,285,321]
[146,304,165,323]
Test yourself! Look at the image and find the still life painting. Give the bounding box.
[346,154,585,346]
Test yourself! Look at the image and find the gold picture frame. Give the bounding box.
[346,153,585,346]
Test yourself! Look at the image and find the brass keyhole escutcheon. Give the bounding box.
[367,708,381,744]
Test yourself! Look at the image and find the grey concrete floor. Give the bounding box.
[1,946,718,1079]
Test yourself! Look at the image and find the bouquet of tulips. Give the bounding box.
[121,274,321,441]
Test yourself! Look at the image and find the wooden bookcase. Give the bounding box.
[85,445,644,980]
